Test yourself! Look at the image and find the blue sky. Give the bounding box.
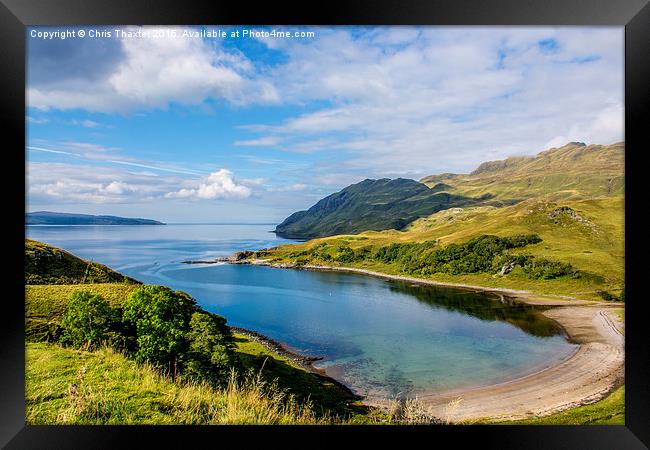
[26,26,623,223]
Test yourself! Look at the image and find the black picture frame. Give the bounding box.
[3,0,648,447]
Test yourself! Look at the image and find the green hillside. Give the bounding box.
[420,142,624,201]
[274,178,504,239]
[25,239,140,285]
[251,142,624,301]
[275,142,622,240]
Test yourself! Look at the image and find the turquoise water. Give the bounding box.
[26,224,577,399]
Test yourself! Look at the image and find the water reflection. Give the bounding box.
[388,282,564,338]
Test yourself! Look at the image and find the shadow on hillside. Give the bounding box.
[234,341,370,420]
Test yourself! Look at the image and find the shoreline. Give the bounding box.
[201,257,624,422]
[413,305,624,422]
[230,326,361,399]
[188,257,613,306]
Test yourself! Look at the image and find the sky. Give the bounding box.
[26,26,624,223]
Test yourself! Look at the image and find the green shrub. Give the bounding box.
[522,258,577,280]
[122,285,197,378]
[60,291,116,350]
[334,246,356,262]
[182,312,237,386]
[371,234,542,276]
[283,233,578,282]
[596,290,623,302]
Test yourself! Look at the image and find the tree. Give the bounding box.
[61,291,114,350]
[182,312,237,386]
[122,285,197,378]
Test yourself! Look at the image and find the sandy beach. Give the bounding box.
[232,260,625,422]
[373,306,625,422]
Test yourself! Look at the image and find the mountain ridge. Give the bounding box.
[275,142,623,239]
[274,178,494,239]
[420,141,624,201]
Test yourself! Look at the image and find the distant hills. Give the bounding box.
[26,211,165,225]
[274,178,504,239]
[275,142,624,239]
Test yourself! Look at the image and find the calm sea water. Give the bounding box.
[26,224,577,399]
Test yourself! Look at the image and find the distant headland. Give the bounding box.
[26,211,165,225]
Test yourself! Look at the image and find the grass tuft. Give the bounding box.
[27,342,332,425]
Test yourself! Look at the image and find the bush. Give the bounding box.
[60,291,115,350]
[282,233,579,281]
[596,290,623,302]
[522,258,577,280]
[370,234,542,276]
[182,312,237,386]
[122,285,197,378]
[334,246,356,262]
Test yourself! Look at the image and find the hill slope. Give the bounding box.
[26,342,330,425]
[255,142,624,300]
[276,142,622,239]
[275,178,500,239]
[420,142,624,202]
[25,239,140,284]
[27,211,165,225]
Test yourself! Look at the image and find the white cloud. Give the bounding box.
[165,169,251,200]
[27,162,181,204]
[543,102,624,149]
[28,26,625,186]
[241,177,267,186]
[27,142,207,176]
[70,119,104,128]
[103,181,135,195]
[28,26,279,113]
[239,27,624,177]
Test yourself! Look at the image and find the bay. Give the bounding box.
[26,224,578,399]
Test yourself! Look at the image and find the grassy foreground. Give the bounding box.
[26,341,329,425]
[233,333,372,421]
[26,334,375,425]
[25,282,371,424]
